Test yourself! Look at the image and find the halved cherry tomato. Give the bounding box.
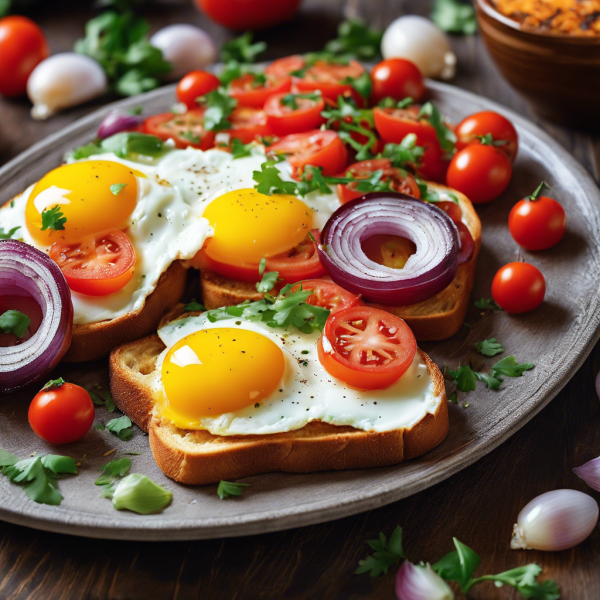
[295,59,365,103]
[318,306,417,390]
[192,230,326,284]
[49,229,136,297]
[264,92,325,136]
[270,130,348,177]
[290,279,361,313]
[416,141,448,183]
[223,106,271,143]
[446,144,512,204]
[435,200,462,224]
[29,380,95,445]
[508,194,566,251]
[229,74,292,108]
[370,58,425,105]
[336,158,421,204]
[176,70,220,110]
[265,55,305,80]
[491,262,545,314]
[144,110,215,149]
[373,106,438,145]
[456,111,518,163]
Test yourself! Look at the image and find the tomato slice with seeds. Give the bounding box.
[295,59,366,103]
[290,279,361,314]
[144,109,215,150]
[264,92,325,136]
[373,106,438,145]
[228,74,292,108]
[49,229,136,296]
[318,306,417,390]
[223,106,271,143]
[265,55,306,80]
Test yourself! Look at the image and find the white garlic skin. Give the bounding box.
[511,489,599,551]
[27,53,107,120]
[395,562,454,600]
[381,16,457,80]
[150,25,217,81]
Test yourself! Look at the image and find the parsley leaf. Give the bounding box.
[474,370,503,390]
[433,538,481,591]
[418,102,456,155]
[474,297,502,310]
[447,364,477,392]
[183,299,206,312]
[40,206,67,232]
[73,132,167,161]
[280,92,321,110]
[106,415,134,441]
[431,0,477,35]
[0,226,20,240]
[0,0,10,18]
[220,32,266,64]
[356,525,405,577]
[201,89,237,131]
[230,137,254,159]
[217,480,249,499]
[89,388,116,412]
[490,356,534,378]
[342,71,372,99]
[0,310,31,338]
[95,457,132,486]
[475,338,504,357]
[470,564,560,599]
[253,161,297,195]
[110,183,127,195]
[378,96,414,109]
[381,134,425,170]
[256,258,280,293]
[324,18,383,61]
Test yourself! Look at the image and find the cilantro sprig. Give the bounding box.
[448,356,533,392]
[72,132,167,161]
[95,457,132,486]
[221,32,266,64]
[106,415,134,441]
[40,206,67,232]
[89,387,116,412]
[230,138,254,159]
[381,134,425,170]
[475,338,504,357]
[418,102,456,155]
[356,525,405,577]
[256,258,280,294]
[0,310,31,338]
[324,18,383,61]
[474,297,502,310]
[200,89,238,131]
[280,92,322,110]
[431,0,477,35]
[217,480,250,499]
[0,226,20,240]
[183,299,206,312]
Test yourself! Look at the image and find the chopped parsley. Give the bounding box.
[253,161,298,195]
[418,102,456,155]
[0,226,20,240]
[342,70,373,99]
[110,183,127,195]
[71,132,167,161]
[89,388,116,412]
[0,310,31,338]
[378,96,414,109]
[324,18,383,61]
[475,338,504,357]
[448,356,533,392]
[200,89,238,131]
[40,206,67,232]
[256,258,280,293]
[217,480,250,499]
[381,134,424,170]
[106,415,134,441]
[280,92,322,110]
[356,525,405,577]
[230,137,254,159]
[183,299,206,312]
[95,457,132,486]
[431,0,477,35]
[220,32,266,64]
[474,297,502,310]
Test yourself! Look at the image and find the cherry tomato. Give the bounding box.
[336,158,421,204]
[49,229,136,297]
[265,55,305,80]
[144,110,216,149]
[270,130,348,177]
[195,0,301,30]
[373,106,437,145]
[28,380,95,445]
[491,262,546,314]
[264,92,325,136]
[223,106,271,143]
[370,58,425,105]
[176,70,220,110]
[290,280,361,314]
[446,145,512,204]
[0,16,49,98]
[416,141,448,183]
[229,74,291,108]
[509,191,566,251]
[293,59,366,103]
[456,111,518,163]
[318,306,417,390]
[435,200,462,224]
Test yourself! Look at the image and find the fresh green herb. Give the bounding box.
[220,32,266,64]
[490,355,534,378]
[75,11,171,96]
[89,388,116,412]
[476,133,508,147]
[342,71,372,99]
[448,392,458,404]
[431,0,477,34]
[381,134,424,170]
[256,258,280,293]
[0,226,20,240]
[95,457,132,486]
[104,473,172,514]
[40,206,67,232]
[183,299,206,312]
[474,297,502,310]
[200,89,237,131]
[106,415,134,441]
[0,451,77,506]
[95,423,106,431]
[356,526,405,577]
[253,160,298,195]
[217,480,250,499]
[474,370,503,390]
[0,310,31,338]
[528,181,551,201]
[230,137,254,159]
[126,106,143,116]
[378,97,414,109]
[418,102,456,155]
[72,132,167,161]
[324,18,383,61]
[0,0,10,18]
[447,364,477,392]
[179,131,200,143]
[42,378,65,391]
[449,356,533,392]
[110,183,127,195]
[280,92,322,110]
[475,338,504,357]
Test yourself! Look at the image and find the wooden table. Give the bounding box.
[1,1,599,598]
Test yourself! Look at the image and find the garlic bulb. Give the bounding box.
[27,53,107,120]
[511,489,599,551]
[395,562,454,600]
[573,456,600,492]
[150,25,217,81]
[381,16,456,80]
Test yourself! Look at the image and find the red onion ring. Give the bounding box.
[317,193,460,305]
[98,109,143,140]
[0,240,73,393]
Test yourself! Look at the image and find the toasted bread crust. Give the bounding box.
[64,261,187,362]
[109,333,448,484]
[200,184,481,341]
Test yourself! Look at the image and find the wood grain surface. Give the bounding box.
[0,0,599,598]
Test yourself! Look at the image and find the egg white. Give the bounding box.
[154,315,441,436]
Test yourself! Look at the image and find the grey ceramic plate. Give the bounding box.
[1,81,599,541]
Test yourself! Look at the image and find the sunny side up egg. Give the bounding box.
[154,315,441,436]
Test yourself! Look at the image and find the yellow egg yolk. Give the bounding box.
[202,188,313,264]
[26,161,138,245]
[161,328,286,427]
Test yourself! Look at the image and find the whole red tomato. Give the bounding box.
[176,70,220,110]
[455,111,518,163]
[492,262,546,314]
[195,0,302,30]
[370,58,425,105]
[0,16,49,97]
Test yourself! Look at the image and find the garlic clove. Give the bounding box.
[395,561,454,600]
[27,53,107,120]
[573,456,600,492]
[511,489,599,551]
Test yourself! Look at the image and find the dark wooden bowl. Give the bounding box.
[475,0,600,128]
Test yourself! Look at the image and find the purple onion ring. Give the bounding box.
[317,193,460,305]
[97,109,143,140]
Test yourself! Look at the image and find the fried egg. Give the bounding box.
[154,315,441,435]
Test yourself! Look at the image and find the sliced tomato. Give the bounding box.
[373,106,438,145]
[223,106,271,143]
[435,200,462,224]
[336,158,421,204]
[192,229,326,284]
[417,141,448,183]
[176,70,220,110]
[264,92,325,136]
[295,59,365,103]
[229,74,292,108]
[49,229,136,297]
[270,130,348,177]
[318,306,417,390]
[144,110,215,150]
[265,55,305,80]
[290,279,361,314]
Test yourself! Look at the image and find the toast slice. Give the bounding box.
[109,314,448,485]
[199,183,481,342]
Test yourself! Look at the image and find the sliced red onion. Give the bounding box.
[395,561,454,600]
[0,240,73,393]
[98,109,143,140]
[573,456,600,492]
[317,193,459,305]
[455,221,474,265]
